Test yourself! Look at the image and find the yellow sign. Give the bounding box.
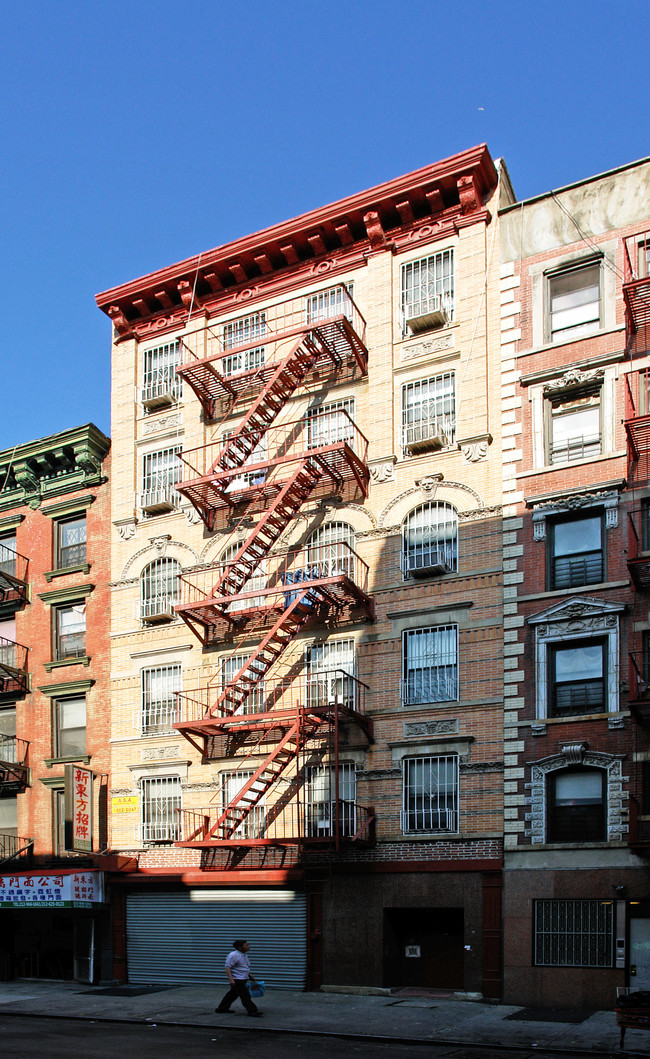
[112,796,139,815]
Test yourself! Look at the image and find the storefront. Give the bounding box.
[0,869,108,982]
[125,888,307,988]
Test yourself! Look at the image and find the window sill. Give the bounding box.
[44,754,91,769]
[518,451,627,478]
[44,563,91,583]
[537,711,617,724]
[44,656,91,672]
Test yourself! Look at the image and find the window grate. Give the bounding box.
[304,764,356,837]
[141,776,181,843]
[223,312,266,351]
[402,502,458,578]
[402,375,456,453]
[141,664,181,733]
[401,251,454,329]
[142,341,181,405]
[402,755,458,833]
[402,625,458,704]
[534,899,613,966]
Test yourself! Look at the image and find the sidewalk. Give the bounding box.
[0,979,643,1055]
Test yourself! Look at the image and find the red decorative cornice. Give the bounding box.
[96,144,497,341]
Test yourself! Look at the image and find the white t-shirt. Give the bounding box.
[225,949,251,980]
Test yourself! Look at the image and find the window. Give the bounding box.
[222,344,266,378]
[55,603,86,660]
[402,374,455,454]
[221,654,264,714]
[306,639,355,710]
[547,263,601,343]
[547,768,606,843]
[56,515,86,569]
[402,755,459,833]
[305,764,356,837]
[548,638,606,717]
[534,899,613,967]
[402,502,458,578]
[141,340,181,407]
[305,284,353,324]
[223,312,266,351]
[401,250,454,333]
[54,696,86,758]
[547,389,601,464]
[306,398,356,449]
[141,664,181,734]
[221,431,267,488]
[402,625,458,705]
[220,770,265,838]
[141,776,181,843]
[0,707,17,769]
[53,788,68,855]
[548,514,603,590]
[306,522,356,579]
[139,558,180,622]
[140,447,182,514]
[0,534,16,577]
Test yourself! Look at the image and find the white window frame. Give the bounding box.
[401,754,459,833]
[222,311,267,352]
[401,374,456,455]
[220,654,265,714]
[304,763,356,837]
[305,283,354,325]
[305,639,356,710]
[402,502,458,579]
[139,557,181,622]
[401,625,458,705]
[546,261,601,344]
[140,446,182,512]
[220,769,266,838]
[401,250,454,334]
[141,775,181,844]
[306,398,356,449]
[306,521,356,580]
[141,340,181,406]
[141,664,182,734]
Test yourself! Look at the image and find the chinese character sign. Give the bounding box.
[65,764,93,853]
[0,872,104,906]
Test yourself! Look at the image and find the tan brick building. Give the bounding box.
[499,157,650,1007]
[98,144,512,992]
[0,423,111,982]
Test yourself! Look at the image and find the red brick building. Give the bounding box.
[0,423,111,982]
[499,157,650,1006]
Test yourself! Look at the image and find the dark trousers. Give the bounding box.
[217,979,258,1014]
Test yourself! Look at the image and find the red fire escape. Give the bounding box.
[173,286,375,868]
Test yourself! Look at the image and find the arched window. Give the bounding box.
[402,502,458,579]
[140,557,180,622]
[547,767,606,843]
[307,522,356,579]
[219,543,267,613]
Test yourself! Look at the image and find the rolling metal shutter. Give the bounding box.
[126,889,306,989]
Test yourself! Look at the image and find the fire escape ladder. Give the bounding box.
[212,719,318,839]
[212,458,325,605]
[211,587,319,717]
[210,334,330,475]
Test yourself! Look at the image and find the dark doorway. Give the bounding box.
[383,907,464,989]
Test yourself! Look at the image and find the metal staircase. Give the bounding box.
[173,285,374,859]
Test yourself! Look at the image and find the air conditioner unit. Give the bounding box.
[404,294,451,335]
[406,549,453,578]
[141,380,179,410]
[139,487,181,515]
[405,425,448,455]
[138,598,176,623]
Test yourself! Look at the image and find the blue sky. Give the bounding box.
[0,0,648,450]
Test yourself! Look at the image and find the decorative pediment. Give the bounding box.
[527,595,626,627]
[543,367,605,395]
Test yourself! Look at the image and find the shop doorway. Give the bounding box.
[383,907,464,989]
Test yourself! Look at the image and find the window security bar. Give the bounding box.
[402,542,456,577]
[534,899,613,967]
[400,807,457,833]
[0,735,28,765]
[305,799,357,838]
[142,367,181,406]
[140,777,181,843]
[400,668,458,705]
[552,551,603,589]
[138,594,177,621]
[550,433,602,464]
[139,484,182,513]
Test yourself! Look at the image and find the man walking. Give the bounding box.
[216,939,263,1017]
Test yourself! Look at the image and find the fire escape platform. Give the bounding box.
[175,570,374,640]
[176,442,370,530]
[625,278,650,332]
[625,415,650,461]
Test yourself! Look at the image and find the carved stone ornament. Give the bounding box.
[543,367,605,394]
[115,519,137,541]
[531,490,619,533]
[142,413,181,436]
[369,457,397,484]
[142,745,180,762]
[416,473,444,497]
[528,751,624,844]
[459,434,492,463]
[403,719,459,738]
[184,506,203,526]
[149,534,171,555]
[401,334,454,360]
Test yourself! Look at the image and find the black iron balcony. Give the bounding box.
[0,736,29,792]
[0,833,33,866]
[0,638,28,698]
[627,508,650,590]
[624,231,650,333]
[0,545,28,611]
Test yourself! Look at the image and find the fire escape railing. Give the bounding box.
[0,833,34,865]
[624,231,650,333]
[0,735,30,793]
[0,638,29,698]
[0,547,29,610]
